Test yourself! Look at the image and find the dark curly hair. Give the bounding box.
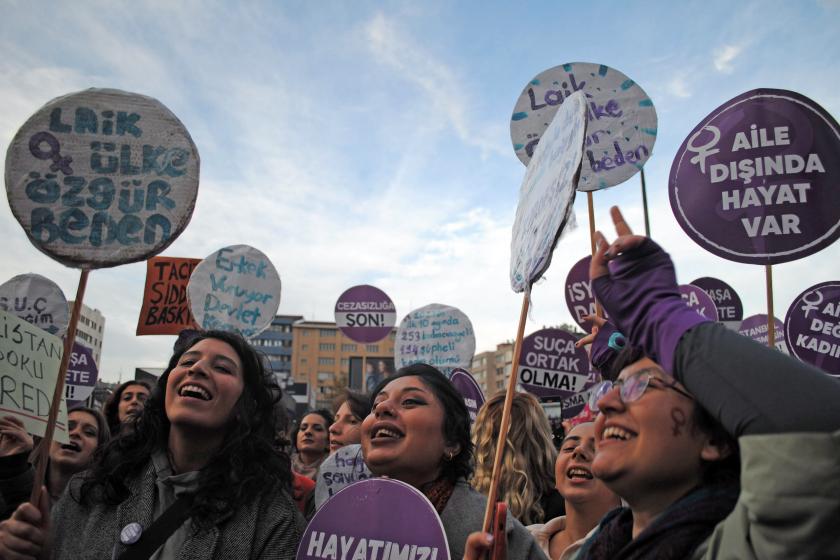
[102,380,151,435]
[77,330,292,531]
[368,363,473,484]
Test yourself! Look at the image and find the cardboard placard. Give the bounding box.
[448,368,485,423]
[5,88,200,269]
[678,284,718,321]
[784,281,840,376]
[65,342,98,403]
[564,255,609,331]
[136,256,201,335]
[395,304,475,375]
[690,276,744,324]
[739,314,788,354]
[314,444,374,510]
[517,328,590,400]
[0,273,69,337]
[334,285,396,344]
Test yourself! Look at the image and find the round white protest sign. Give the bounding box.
[187,245,281,338]
[5,88,199,269]
[395,303,475,375]
[510,91,586,293]
[0,273,69,336]
[314,444,374,509]
[510,62,657,191]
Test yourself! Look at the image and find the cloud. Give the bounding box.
[666,75,692,99]
[713,44,743,73]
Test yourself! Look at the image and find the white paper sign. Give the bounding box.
[0,274,69,337]
[395,303,476,375]
[314,444,374,509]
[510,91,586,293]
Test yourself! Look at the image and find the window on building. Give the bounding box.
[341,344,357,352]
[319,343,336,351]
[317,372,334,381]
[320,329,336,337]
[366,345,379,352]
[301,344,308,351]
[318,357,335,365]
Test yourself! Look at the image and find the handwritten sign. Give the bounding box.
[65,342,98,404]
[510,91,586,293]
[510,62,657,191]
[784,281,840,376]
[517,328,589,400]
[187,245,281,338]
[690,277,743,325]
[679,284,718,321]
[0,310,68,442]
[669,89,840,265]
[4,88,200,269]
[136,256,201,335]
[335,285,396,344]
[449,368,485,424]
[564,255,609,331]
[739,314,789,354]
[0,273,69,336]
[314,444,374,509]
[395,304,475,375]
[298,478,450,560]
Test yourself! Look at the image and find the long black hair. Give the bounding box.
[369,363,473,484]
[78,330,292,531]
[102,380,151,435]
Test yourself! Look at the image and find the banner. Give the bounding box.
[517,328,589,400]
[136,257,200,335]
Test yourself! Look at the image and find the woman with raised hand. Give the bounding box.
[0,330,304,559]
[103,380,151,435]
[291,409,333,480]
[361,363,546,560]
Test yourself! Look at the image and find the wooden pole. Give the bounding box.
[481,293,531,536]
[587,192,603,318]
[30,269,89,504]
[640,168,651,237]
[765,264,775,348]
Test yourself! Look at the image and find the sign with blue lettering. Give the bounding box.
[314,444,373,509]
[510,62,657,191]
[187,245,281,338]
[0,273,69,337]
[4,88,199,269]
[395,303,475,376]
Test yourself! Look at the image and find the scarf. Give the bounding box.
[578,482,739,560]
[421,477,456,515]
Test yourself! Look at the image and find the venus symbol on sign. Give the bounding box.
[28,132,74,175]
[801,290,823,318]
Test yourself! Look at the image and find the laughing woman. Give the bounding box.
[361,364,546,560]
[0,330,304,559]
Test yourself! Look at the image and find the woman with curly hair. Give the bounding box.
[472,391,564,525]
[103,380,151,435]
[0,330,304,559]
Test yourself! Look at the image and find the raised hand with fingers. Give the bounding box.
[0,416,34,458]
[0,485,51,560]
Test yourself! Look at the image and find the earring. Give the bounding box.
[444,450,455,461]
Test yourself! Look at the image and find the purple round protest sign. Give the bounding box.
[517,328,589,400]
[334,285,396,344]
[65,342,98,403]
[449,368,485,424]
[670,89,840,265]
[690,277,743,323]
[739,314,788,354]
[784,281,840,376]
[564,255,609,331]
[679,284,717,321]
[297,478,450,560]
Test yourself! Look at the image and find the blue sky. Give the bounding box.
[2,0,839,382]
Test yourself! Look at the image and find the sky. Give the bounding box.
[1,0,839,383]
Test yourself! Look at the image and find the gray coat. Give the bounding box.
[441,479,547,560]
[51,460,305,559]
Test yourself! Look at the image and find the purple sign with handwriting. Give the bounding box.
[739,314,788,354]
[784,281,840,376]
[510,62,657,191]
[449,368,485,424]
[564,255,609,331]
[670,89,840,265]
[690,277,743,323]
[298,478,450,560]
[679,284,717,321]
[335,285,396,344]
[517,328,589,400]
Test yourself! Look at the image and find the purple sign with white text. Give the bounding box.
[739,314,788,354]
[564,255,609,331]
[65,342,98,403]
[784,281,840,376]
[449,368,485,424]
[335,285,396,344]
[690,277,743,323]
[679,284,718,321]
[670,89,840,265]
[297,478,450,560]
[517,328,589,400]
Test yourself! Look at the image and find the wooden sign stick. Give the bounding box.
[30,269,89,504]
[765,264,775,348]
[481,293,530,537]
[640,168,651,237]
[587,192,604,319]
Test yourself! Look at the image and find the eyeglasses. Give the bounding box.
[588,369,694,412]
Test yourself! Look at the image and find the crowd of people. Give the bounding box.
[0,206,838,559]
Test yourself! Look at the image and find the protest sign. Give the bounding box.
[784,281,840,376]
[669,89,840,265]
[739,314,788,354]
[5,88,200,269]
[0,273,69,336]
[299,478,450,560]
[690,276,743,324]
[65,342,98,403]
[510,91,586,293]
[510,62,657,191]
[679,284,718,321]
[517,328,589,400]
[187,245,281,338]
[314,444,374,509]
[449,368,485,423]
[334,285,396,344]
[564,255,608,331]
[395,304,475,375]
[0,310,68,442]
[136,257,201,335]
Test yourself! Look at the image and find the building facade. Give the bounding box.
[251,314,302,388]
[69,301,106,367]
[471,341,513,396]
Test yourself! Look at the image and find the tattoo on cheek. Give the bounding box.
[670,408,687,436]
